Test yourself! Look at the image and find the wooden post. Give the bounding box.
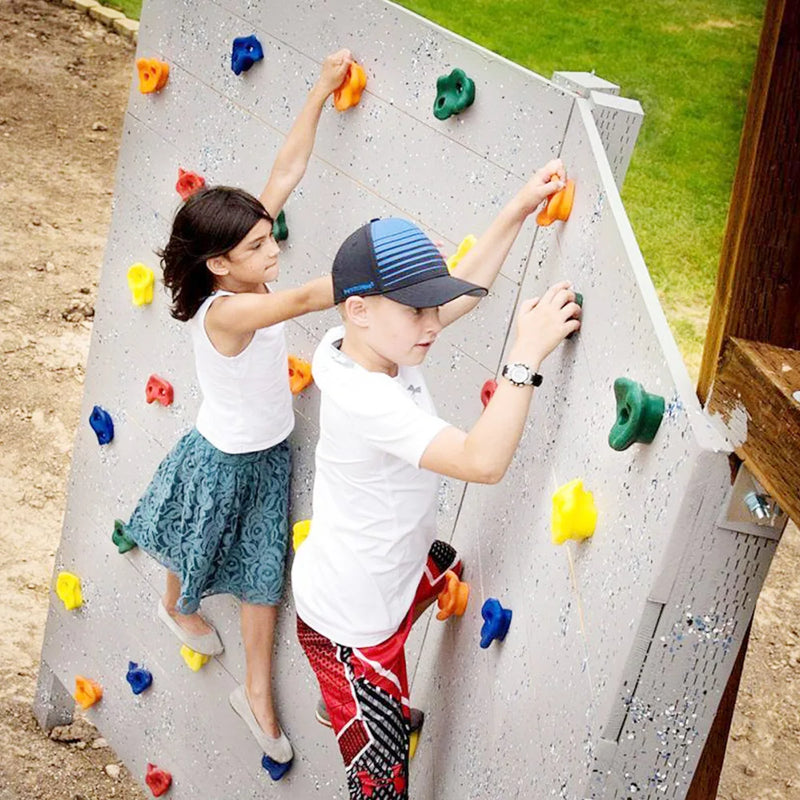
[697,0,800,405]
[689,0,799,797]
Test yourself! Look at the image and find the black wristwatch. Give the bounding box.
[501,362,543,387]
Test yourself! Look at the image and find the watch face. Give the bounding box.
[509,364,530,384]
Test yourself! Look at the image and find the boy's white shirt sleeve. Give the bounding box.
[350,377,451,467]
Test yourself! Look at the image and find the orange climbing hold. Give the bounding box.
[75,676,103,709]
[136,58,170,94]
[536,177,575,226]
[333,63,367,111]
[288,355,313,394]
[436,570,470,620]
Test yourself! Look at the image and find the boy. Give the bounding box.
[292,159,580,798]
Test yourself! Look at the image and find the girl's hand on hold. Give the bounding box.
[318,49,353,96]
[518,159,567,214]
[514,280,581,366]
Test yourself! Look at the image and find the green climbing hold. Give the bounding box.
[112,519,137,554]
[433,68,476,121]
[272,209,288,242]
[567,291,583,339]
[608,377,665,451]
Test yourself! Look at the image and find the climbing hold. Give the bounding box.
[536,178,575,226]
[551,478,598,545]
[180,645,210,672]
[609,377,665,451]
[127,263,155,306]
[333,62,367,111]
[74,676,103,709]
[272,209,288,242]
[261,754,293,781]
[231,34,264,76]
[566,291,583,340]
[436,570,470,620]
[145,763,172,797]
[446,234,477,273]
[175,168,205,201]
[146,375,174,406]
[112,519,137,554]
[409,731,420,760]
[136,58,169,94]
[292,519,311,551]
[126,662,153,695]
[480,379,497,409]
[56,571,83,610]
[288,355,313,395]
[479,598,513,648]
[89,405,114,445]
[433,68,476,121]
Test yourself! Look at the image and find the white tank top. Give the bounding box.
[189,290,294,454]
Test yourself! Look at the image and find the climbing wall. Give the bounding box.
[36,1,788,798]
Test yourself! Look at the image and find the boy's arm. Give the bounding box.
[437,159,566,329]
[259,49,352,217]
[420,282,581,483]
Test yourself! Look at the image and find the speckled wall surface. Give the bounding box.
[37,2,782,798]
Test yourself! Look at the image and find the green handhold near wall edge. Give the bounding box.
[433,68,476,120]
[567,291,583,339]
[609,377,665,451]
[273,209,288,241]
[112,519,137,554]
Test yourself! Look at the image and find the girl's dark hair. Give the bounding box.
[158,186,273,321]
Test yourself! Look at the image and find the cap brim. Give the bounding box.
[384,274,487,308]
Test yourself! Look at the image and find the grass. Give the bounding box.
[106,0,763,377]
[98,0,142,19]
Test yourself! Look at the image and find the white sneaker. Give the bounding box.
[157,601,224,656]
[229,685,293,763]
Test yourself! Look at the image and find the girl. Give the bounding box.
[123,49,352,768]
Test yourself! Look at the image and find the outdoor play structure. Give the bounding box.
[35,0,798,798]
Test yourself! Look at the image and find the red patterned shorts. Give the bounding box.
[297,540,461,799]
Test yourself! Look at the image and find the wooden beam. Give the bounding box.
[697,0,800,404]
[707,338,800,523]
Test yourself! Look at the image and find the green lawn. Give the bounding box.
[98,0,141,19]
[107,0,763,377]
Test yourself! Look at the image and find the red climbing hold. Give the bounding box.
[145,763,172,797]
[175,168,205,200]
[145,375,174,406]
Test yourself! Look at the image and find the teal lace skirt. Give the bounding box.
[125,428,291,613]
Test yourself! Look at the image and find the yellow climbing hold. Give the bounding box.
[127,263,155,306]
[55,571,83,610]
[292,519,311,551]
[409,730,420,759]
[180,645,210,672]
[551,479,598,545]
[446,234,477,273]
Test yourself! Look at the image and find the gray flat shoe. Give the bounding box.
[157,601,224,656]
[229,685,293,763]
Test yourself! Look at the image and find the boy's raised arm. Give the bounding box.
[438,159,566,328]
[259,49,352,217]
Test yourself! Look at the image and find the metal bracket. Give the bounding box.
[717,465,788,540]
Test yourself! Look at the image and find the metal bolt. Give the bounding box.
[743,490,771,520]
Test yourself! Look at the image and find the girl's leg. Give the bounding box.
[240,602,281,739]
[161,570,215,636]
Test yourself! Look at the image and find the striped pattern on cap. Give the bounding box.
[371,218,447,288]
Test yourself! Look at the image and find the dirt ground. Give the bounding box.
[0,1,797,798]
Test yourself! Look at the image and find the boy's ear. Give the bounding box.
[206,256,229,277]
[343,295,370,328]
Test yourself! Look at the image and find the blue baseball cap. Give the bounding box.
[332,218,487,307]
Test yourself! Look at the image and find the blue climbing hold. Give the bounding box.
[126,662,153,695]
[479,598,512,649]
[261,754,292,781]
[89,405,114,445]
[231,35,264,75]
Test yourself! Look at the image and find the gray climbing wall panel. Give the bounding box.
[37,1,785,798]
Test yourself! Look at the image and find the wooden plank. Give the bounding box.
[697,0,800,404]
[707,338,800,524]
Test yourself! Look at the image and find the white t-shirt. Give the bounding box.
[189,291,294,454]
[292,326,450,647]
